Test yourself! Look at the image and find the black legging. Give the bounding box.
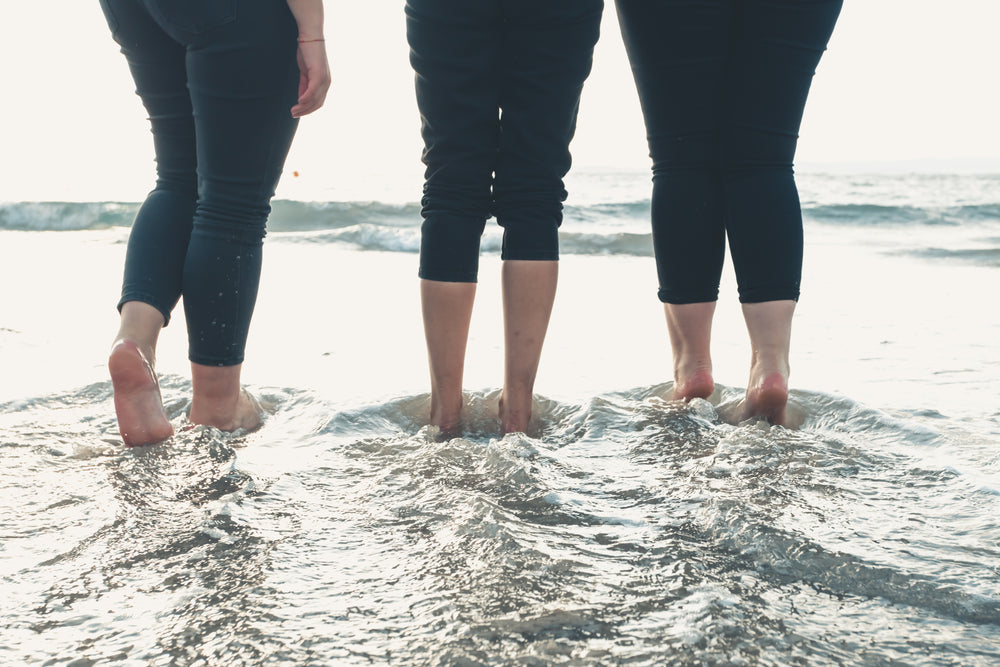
[97,0,300,365]
[406,0,604,283]
[616,0,842,303]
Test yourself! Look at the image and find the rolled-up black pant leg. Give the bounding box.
[493,0,603,261]
[406,0,500,283]
[180,3,300,366]
[101,0,197,325]
[616,0,731,304]
[722,0,842,303]
[101,0,300,365]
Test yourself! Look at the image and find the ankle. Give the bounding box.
[111,338,156,369]
[189,401,238,429]
[743,371,790,425]
[672,365,714,401]
[500,387,533,433]
[430,393,463,431]
[190,390,259,431]
[674,354,712,378]
[749,352,789,385]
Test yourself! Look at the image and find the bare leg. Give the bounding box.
[421,279,477,434]
[663,301,716,401]
[500,260,558,434]
[188,362,261,432]
[109,301,174,446]
[741,299,795,425]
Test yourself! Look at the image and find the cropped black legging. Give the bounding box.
[97,0,299,365]
[406,0,604,283]
[616,0,842,303]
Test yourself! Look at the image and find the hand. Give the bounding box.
[291,40,330,118]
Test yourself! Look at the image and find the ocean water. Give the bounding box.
[1,170,999,665]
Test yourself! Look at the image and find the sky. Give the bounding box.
[1,1,998,202]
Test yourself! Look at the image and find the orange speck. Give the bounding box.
[293,171,300,177]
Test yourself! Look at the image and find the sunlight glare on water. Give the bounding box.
[8,381,1000,665]
[1,172,999,664]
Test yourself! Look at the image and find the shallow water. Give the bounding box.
[2,381,999,665]
[2,171,999,664]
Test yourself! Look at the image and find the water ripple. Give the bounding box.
[1,382,998,665]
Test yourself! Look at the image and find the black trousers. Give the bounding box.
[98,0,300,365]
[616,0,842,303]
[406,0,604,282]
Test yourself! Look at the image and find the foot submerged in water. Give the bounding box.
[236,389,264,432]
[743,370,789,426]
[188,388,263,434]
[499,393,534,436]
[427,392,463,440]
[670,367,715,402]
[109,340,174,447]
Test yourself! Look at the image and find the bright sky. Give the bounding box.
[1,1,998,201]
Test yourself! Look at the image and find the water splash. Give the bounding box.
[1,382,998,665]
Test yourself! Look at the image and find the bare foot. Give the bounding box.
[743,370,789,425]
[109,340,174,447]
[234,389,263,432]
[663,302,715,402]
[429,393,463,438]
[236,389,264,431]
[189,388,262,433]
[499,392,531,435]
[671,367,715,402]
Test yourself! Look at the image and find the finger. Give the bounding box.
[291,86,325,117]
[291,71,330,117]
